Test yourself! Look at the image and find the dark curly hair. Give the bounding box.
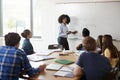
[58,14,70,24]
[21,29,31,38]
[5,32,21,46]
[82,28,90,37]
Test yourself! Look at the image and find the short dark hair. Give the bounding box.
[21,29,31,38]
[5,32,21,46]
[82,36,96,51]
[58,14,70,24]
[82,28,90,37]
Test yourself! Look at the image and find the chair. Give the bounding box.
[103,55,120,80]
[48,44,63,50]
[103,67,119,80]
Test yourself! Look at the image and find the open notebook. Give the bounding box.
[27,54,55,62]
[54,64,75,78]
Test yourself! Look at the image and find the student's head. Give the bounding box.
[82,36,96,52]
[96,35,103,49]
[102,34,119,58]
[102,34,113,46]
[58,14,70,24]
[5,32,21,47]
[82,28,90,37]
[21,29,32,39]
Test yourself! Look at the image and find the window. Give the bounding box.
[0,0,3,36]
[32,0,42,37]
[2,0,30,36]
[1,0,42,38]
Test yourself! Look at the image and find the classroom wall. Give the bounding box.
[55,0,120,51]
[25,0,120,51]
[1,0,120,51]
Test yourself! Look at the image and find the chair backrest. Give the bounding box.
[103,67,119,80]
[48,44,63,50]
[103,58,120,80]
[117,51,120,70]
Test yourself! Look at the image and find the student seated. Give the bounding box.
[0,32,46,80]
[21,29,34,55]
[76,28,90,50]
[74,36,111,80]
[102,34,119,68]
[96,35,103,54]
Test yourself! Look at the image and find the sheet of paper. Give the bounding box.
[62,50,74,54]
[36,50,54,56]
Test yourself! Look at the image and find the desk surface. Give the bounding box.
[29,52,79,80]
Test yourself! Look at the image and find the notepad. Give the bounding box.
[54,70,74,78]
[46,64,63,71]
[55,59,74,65]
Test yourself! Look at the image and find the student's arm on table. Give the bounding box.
[74,64,83,80]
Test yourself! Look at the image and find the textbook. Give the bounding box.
[46,64,63,71]
[55,59,74,65]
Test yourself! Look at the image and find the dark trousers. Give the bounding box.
[58,37,69,50]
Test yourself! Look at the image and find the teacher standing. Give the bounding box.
[58,14,77,50]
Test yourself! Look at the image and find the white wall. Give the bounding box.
[35,0,120,51]
[31,0,120,51]
[1,0,120,51]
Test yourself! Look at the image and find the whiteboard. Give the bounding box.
[56,2,120,40]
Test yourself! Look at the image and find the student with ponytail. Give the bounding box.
[21,29,34,55]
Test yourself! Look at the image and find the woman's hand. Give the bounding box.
[72,31,78,34]
[67,31,72,35]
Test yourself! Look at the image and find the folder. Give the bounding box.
[55,59,74,65]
